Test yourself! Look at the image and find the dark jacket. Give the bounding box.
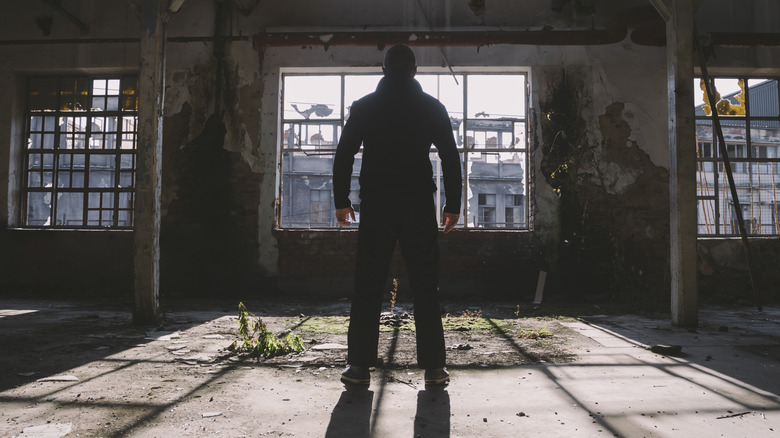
[332,76,462,214]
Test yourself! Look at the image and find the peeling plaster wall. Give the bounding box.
[160,37,266,296]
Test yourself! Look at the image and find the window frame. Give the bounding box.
[695,76,780,237]
[20,74,138,230]
[277,66,532,231]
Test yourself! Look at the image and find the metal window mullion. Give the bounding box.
[112,107,125,228]
[21,105,33,226]
[745,95,756,235]
[462,74,470,228]
[51,112,63,226]
[112,148,121,227]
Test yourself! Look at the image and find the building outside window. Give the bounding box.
[278,69,530,230]
[22,75,138,228]
[477,193,496,226]
[695,77,780,236]
[310,189,331,224]
[505,193,526,227]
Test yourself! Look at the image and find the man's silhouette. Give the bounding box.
[333,44,462,386]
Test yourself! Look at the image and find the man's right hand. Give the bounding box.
[441,212,459,233]
[336,207,356,226]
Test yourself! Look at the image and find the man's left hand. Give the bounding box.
[336,207,356,226]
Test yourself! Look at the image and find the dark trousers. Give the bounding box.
[347,193,446,369]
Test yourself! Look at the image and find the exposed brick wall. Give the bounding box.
[274,229,544,298]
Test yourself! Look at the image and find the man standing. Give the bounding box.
[332,44,462,387]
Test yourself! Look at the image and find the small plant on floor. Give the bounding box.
[517,327,554,339]
[462,308,483,318]
[390,278,398,315]
[228,302,305,358]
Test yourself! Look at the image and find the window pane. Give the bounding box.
[60,77,89,111]
[280,150,360,227]
[28,171,42,188]
[26,192,52,225]
[107,79,120,95]
[57,170,71,188]
[55,192,83,226]
[467,151,526,228]
[43,133,55,149]
[89,192,100,208]
[43,153,54,170]
[119,192,132,209]
[118,210,132,226]
[466,119,514,149]
[513,122,526,149]
[93,79,108,96]
[101,210,114,226]
[344,75,381,115]
[748,79,778,117]
[121,77,138,111]
[92,96,106,111]
[467,75,525,119]
[28,77,59,111]
[283,76,341,120]
[119,171,134,188]
[28,153,42,170]
[289,122,340,150]
[59,117,87,149]
[697,199,716,235]
[88,210,100,225]
[121,117,137,149]
[89,155,116,188]
[418,74,464,119]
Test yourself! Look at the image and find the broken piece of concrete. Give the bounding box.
[16,422,72,438]
[36,375,79,382]
[649,344,683,355]
[310,343,348,350]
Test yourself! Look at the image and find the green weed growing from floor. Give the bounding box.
[390,278,398,315]
[228,302,305,358]
[517,327,554,339]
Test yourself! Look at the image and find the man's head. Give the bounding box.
[382,44,417,78]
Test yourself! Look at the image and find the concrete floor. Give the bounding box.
[1,299,779,438]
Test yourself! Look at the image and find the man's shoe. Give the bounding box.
[340,365,370,385]
[424,367,450,386]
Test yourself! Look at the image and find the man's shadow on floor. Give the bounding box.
[325,386,451,437]
[414,387,451,437]
[325,387,374,438]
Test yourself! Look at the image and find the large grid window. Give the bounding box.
[695,77,780,236]
[278,69,530,230]
[22,76,138,228]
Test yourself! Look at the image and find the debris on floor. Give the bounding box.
[648,344,683,356]
[14,423,72,438]
[35,375,79,382]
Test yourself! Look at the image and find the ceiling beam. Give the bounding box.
[40,0,89,34]
[648,0,671,21]
[253,29,628,48]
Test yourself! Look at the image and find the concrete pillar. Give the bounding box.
[666,0,698,327]
[133,0,167,324]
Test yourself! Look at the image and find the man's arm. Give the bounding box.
[332,104,364,225]
[432,103,463,217]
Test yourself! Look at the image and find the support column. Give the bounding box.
[666,0,698,327]
[133,0,167,324]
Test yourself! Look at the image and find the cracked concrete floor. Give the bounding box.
[1,298,780,437]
